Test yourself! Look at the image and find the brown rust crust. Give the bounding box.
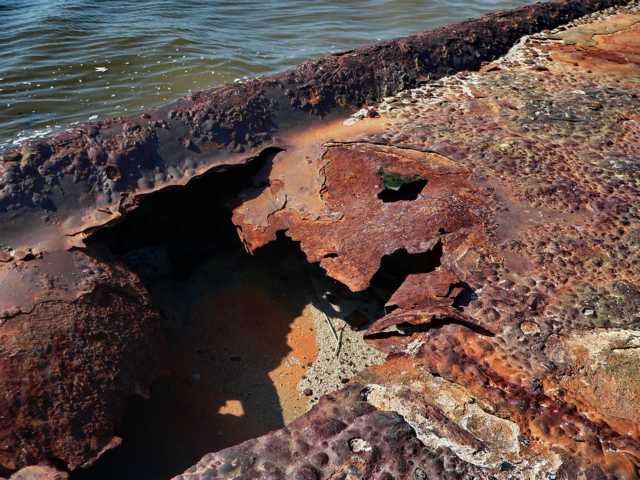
[0,0,637,476]
[0,253,161,471]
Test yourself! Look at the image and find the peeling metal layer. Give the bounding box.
[233,142,482,291]
[0,0,637,476]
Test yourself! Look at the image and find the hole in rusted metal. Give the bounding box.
[376,168,427,202]
[377,178,428,202]
[367,243,443,303]
[86,147,283,258]
[452,282,478,310]
[75,151,446,480]
[385,304,400,314]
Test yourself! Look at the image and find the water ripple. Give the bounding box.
[0,0,534,148]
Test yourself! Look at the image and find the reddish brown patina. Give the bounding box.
[0,0,639,478]
[233,143,482,291]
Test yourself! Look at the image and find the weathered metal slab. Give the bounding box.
[0,0,638,477]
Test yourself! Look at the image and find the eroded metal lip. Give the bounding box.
[0,0,630,250]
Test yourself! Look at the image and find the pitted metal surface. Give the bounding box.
[0,1,638,477]
[190,4,640,479]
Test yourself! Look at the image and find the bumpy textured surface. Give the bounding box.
[177,384,489,480]
[6,465,69,480]
[0,253,160,471]
[183,4,640,479]
[0,0,637,477]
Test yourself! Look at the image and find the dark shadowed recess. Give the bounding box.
[364,316,495,340]
[73,151,445,480]
[378,178,428,202]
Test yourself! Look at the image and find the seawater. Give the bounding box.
[0,0,534,148]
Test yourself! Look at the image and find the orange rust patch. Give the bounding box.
[545,15,640,79]
[234,143,482,291]
[268,304,319,423]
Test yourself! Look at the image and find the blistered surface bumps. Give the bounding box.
[0,0,639,478]
[187,4,640,480]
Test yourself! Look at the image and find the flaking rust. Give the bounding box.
[0,0,639,478]
[233,142,482,292]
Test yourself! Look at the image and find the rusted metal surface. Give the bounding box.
[233,143,482,291]
[0,253,161,471]
[187,3,640,479]
[0,0,629,246]
[0,0,638,477]
[176,384,491,480]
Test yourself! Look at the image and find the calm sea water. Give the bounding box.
[0,0,534,149]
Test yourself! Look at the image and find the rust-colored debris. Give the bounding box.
[0,0,639,478]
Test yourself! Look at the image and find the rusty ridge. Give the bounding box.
[0,0,638,478]
[0,0,630,225]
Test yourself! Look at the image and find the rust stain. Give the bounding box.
[1,0,640,477]
[268,304,319,423]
